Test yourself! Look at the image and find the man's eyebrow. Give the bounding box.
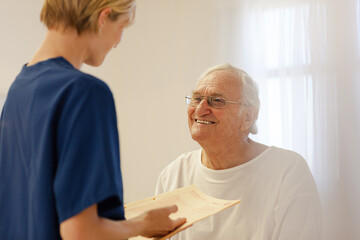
[191,90,224,97]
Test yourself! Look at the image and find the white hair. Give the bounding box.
[197,63,260,134]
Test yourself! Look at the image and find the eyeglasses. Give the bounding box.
[185,94,243,109]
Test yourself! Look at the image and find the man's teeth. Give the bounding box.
[196,119,214,125]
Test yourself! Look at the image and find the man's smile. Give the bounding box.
[195,119,215,125]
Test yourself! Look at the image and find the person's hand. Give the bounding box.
[138,205,186,238]
[60,204,186,240]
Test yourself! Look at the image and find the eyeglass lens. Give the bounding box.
[187,94,227,108]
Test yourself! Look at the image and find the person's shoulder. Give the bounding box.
[45,57,111,94]
[160,149,201,175]
[269,146,304,160]
[268,147,319,199]
[157,149,201,193]
[55,71,114,109]
[33,57,112,96]
[69,70,111,93]
[267,146,311,172]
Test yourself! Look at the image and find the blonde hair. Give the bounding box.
[40,0,136,34]
[198,63,260,134]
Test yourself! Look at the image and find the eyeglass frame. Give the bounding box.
[185,93,244,109]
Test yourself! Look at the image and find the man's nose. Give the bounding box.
[195,98,211,115]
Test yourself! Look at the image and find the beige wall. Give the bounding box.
[0,1,45,96]
[1,0,230,202]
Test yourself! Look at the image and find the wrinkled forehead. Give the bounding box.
[195,70,242,98]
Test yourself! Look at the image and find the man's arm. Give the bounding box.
[60,203,186,240]
[272,156,322,240]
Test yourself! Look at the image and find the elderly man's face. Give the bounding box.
[188,70,246,144]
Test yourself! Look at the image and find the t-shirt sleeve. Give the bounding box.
[272,154,322,240]
[155,174,165,195]
[53,77,124,223]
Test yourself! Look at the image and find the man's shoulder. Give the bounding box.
[156,149,201,193]
[265,146,312,175]
[163,149,200,170]
[159,149,201,178]
[266,146,306,163]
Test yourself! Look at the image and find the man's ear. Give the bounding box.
[240,107,257,131]
[98,7,112,30]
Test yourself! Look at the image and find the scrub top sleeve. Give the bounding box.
[54,79,124,223]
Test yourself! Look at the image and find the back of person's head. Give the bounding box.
[40,0,136,34]
[197,63,260,134]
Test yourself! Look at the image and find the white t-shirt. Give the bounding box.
[156,146,322,240]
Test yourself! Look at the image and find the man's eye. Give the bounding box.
[213,97,225,103]
[192,95,202,102]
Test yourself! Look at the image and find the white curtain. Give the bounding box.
[217,0,360,239]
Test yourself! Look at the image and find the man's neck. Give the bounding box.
[200,138,268,170]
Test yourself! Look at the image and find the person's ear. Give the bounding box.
[240,107,257,131]
[98,7,112,31]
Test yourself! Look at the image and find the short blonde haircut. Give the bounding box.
[40,0,136,34]
[197,63,260,134]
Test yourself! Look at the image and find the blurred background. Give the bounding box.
[1,0,359,239]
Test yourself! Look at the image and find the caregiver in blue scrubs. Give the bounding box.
[0,0,185,239]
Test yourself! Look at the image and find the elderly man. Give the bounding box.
[156,64,322,240]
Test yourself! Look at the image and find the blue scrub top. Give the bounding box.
[0,57,125,239]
